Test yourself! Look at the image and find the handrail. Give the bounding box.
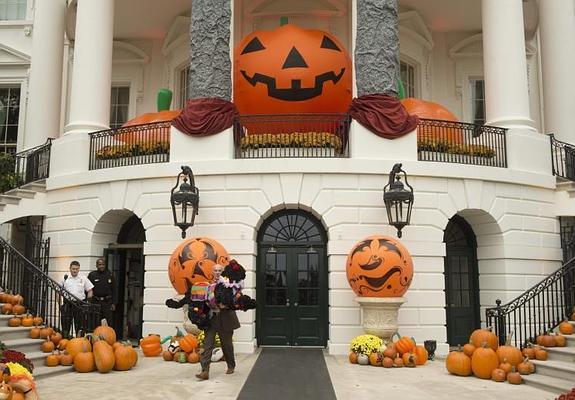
[485,257,575,348]
[0,236,99,337]
[14,138,52,186]
[549,134,575,181]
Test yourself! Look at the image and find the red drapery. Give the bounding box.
[172,98,238,136]
[348,94,419,139]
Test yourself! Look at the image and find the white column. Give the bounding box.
[64,0,114,134]
[24,0,67,149]
[539,0,575,144]
[481,0,533,128]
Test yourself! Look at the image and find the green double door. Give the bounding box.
[257,245,328,346]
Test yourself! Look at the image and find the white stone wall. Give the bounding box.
[40,160,561,356]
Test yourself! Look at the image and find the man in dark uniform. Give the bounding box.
[88,258,117,326]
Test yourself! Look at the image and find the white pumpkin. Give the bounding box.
[357,353,369,365]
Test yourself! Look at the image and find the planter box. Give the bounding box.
[91,153,169,169]
[240,147,338,158]
[418,151,500,167]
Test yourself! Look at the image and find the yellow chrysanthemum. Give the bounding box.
[6,362,34,380]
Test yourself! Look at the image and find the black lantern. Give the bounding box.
[170,165,200,238]
[383,163,414,238]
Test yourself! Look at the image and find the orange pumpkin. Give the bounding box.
[178,334,198,353]
[413,345,428,365]
[187,350,200,364]
[234,24,352,116]
[140,335,162,357]
[469,327,499,351]
[93,319,116,346]
[471,343,499,379]
[345,235,413,297]
[167,237,230,294]
[401,98,463,144]
[116,110,180,143]
[60,352,74,366]
[445,346,472,376]
[348,352,358,364]
[495,333,522,366]
[114,343,138,371]
[558,320,574,335]
[93,339,115,373]
[66,336,92,358]
[394,334,416,355]
[369,352,383,366]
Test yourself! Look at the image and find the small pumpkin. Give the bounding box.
[162,351,173,362]
[369,352,383,366]
[462,342,476,357]
[20,314,33,327]
[348,352,358,364]
[469,327,499,351]
[357,354,369,365]
[45,352,60,367]
[517,357,534,375]
[445,346,472,376]
[393,356,404,368]
[382,357,394,368]
[93,338,115,373]
[558,319,574,335]
[113,343,138,371]
[40,327,53,339]
[8,316,20,327]
[187,350,200,364]
[74,347,95,373]
[1,304,12,315]
[58,339,69,351]
[173,351,187,363]
[498,358,512,374]
[413,345,428,365]
[93,319,116,346]
[12,304,25,315]
[42,336,55,353]
[0,382,13,400]
[50,332,63,346]
[495,332,522,366]
[491,368,506,382]
[140,334,162,357]
[10,294,23,305]
[534,348,548,361]
[402,352,418,368]
[66,336,92,358]
[32,315,43,326]
[537,333,555,347]
[383,344,397,359]
[554,334,567,347]
[178,334,199,353]
[393,333,416,355]
[60,352,74,366]
[471,342,499,379]
[507,367,522,385]
[521,345,535,360]
[29,327,41,339]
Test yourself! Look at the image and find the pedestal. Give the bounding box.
[355,296,406,340]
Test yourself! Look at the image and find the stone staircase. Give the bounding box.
[0,180,46,212]
[523,320,575,395]
[0,313,72,380]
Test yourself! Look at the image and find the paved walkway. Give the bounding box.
[36,350,557,400]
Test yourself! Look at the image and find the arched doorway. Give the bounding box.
[256,209,328,347]
[103,214,145,342]
[444,215,480,347]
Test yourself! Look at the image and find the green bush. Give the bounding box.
[0,153,21,193]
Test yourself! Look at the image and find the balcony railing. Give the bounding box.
[15,138,52,185]
[233,114,350,159]
[89,122,171,170]
[417,119,507,168]
[549,134,575,181]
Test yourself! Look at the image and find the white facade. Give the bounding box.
[0,0,572,356]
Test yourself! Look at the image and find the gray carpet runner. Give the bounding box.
[237,348,337,400]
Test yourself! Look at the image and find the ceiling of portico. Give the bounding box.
[66,0,539,41]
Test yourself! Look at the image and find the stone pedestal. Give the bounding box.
[355,297,406,340]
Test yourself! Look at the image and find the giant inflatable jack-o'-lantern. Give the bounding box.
[168,237,230,294]
[346,235,413,297]
[234,24,352,115]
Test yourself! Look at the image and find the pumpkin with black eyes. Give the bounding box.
[234,24,352,115]
[346,235,413,297]
[168,237,230,294]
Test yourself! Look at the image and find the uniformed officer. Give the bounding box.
[88,258,117,326]
[61,261,94,338]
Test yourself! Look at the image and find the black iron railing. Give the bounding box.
[14,139,52,186]
[234,114,350,158]
[417,119,507,168]
[549,134,575,181]
[0,236,99,337]
[485,257,575,348]
[89,122,171,170]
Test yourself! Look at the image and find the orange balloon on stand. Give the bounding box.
[234,24,352,116]
[167,237,229,294]
[346,235,413,297]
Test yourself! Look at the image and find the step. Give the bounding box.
[20,181,46,193]
[522,373,573,395]
[563,334,575,346]
[24,350,52,363]
[0,325,35,341]
[1,337,45,354]
[5,188,35,199]
[532,359,575,381]
[33,365,73,380]
[544,346,575,363]
[0,194,21,205]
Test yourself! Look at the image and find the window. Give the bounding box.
[400,61,416,98]
[179,65,191,108]
[0,0,26,21]
[470,79,485,126]
[0,86,20,154]
[109,86,130,129]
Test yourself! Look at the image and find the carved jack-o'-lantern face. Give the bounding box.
[346,235,413,297]
[168,237,229,294]
[234,24,352,115]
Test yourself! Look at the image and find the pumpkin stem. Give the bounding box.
[280,16,289,26]
[505,329,515,346]
[100,319,108,327]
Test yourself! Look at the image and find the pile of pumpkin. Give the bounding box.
[349,333,429,368]
[445,327,549,384]
[0,293,42,330]
[144,327,200,364]
[42,319,138,373]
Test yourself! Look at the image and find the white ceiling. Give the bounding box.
[66,0,539,40]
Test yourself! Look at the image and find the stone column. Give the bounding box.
[481,0,533,128]
[64,0,114,134]
[24,0,67,149]
[354,0,399,97]
[189,0,232,100]
[539,0,575,144]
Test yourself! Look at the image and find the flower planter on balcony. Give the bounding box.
[241,146,338,158]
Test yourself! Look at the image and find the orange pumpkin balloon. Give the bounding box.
[401,98,463,144]
[168,237,230,294]
[115,110,181,143]
[346,235,413,297]
[234,24,352,116]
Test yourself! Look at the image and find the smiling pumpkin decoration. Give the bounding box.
[346,235,413,297]
[168,237,230,294]
[234,24,352,115]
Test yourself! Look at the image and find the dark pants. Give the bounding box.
[91,297,114,328]
[61,301,85,338]
[200,311,235,372]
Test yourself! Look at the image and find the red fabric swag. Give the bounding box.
[348,94,419,139]
[172,98,238,136]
